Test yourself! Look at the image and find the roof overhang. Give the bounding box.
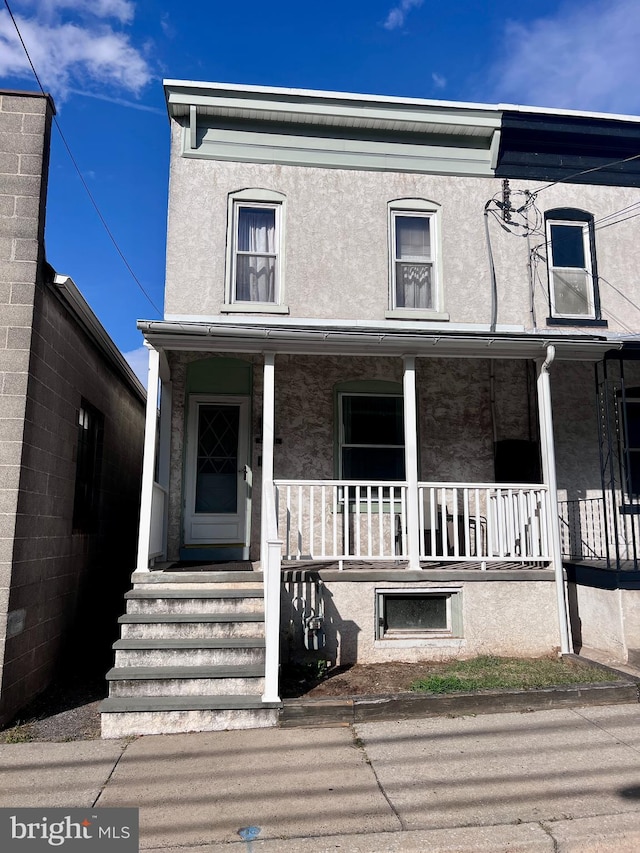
[137,319,621,362]
[53,273,146,402]
[163,80,501,140]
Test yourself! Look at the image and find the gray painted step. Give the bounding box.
[112,638,265,650]
[119,619,264,640]
[124,588,263,599]
[118,613,264,623]
[100,695,279,712]
[132,571,264,584]
[106,665,264,680]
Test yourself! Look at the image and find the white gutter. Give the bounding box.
[137,319,621,362]
[54,273,145,403]
[537,345,572,655]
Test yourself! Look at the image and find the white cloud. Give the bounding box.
[21,0,134,24]
[0,2,151,97]
[490,0,640,114]
[384,0,423,31]
[124,345,149,388]
[431,72,446,90]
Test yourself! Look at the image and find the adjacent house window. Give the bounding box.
[545,208,602,323]
[387,199,445,319]
[225,189,286,311]
[338,392,405,481]
[620,388,640,498]
[72,401,104,533]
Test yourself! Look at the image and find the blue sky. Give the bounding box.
[1,0,640,383]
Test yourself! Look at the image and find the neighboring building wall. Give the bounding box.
[0,91,52,723]
[567,584,640,663]
[0,279,145,723]
[0,91,146,726]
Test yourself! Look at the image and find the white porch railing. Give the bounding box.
[419,483,549,562]
[149,482,167,559]
[273,480,550,565]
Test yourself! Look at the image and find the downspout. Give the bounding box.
[537,345,572,654]
[484,201,498,333]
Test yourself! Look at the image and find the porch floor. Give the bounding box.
[143,559,554,584]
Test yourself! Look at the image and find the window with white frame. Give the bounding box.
[388,199,443,317]
[226,189,286,308]
[339,393,405,481]
[545,208,601,321]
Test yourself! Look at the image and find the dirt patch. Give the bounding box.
[281,661,449,698]
[281,656,621,699]
[0,675,105,743]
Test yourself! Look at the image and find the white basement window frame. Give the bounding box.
[223,188,289,314]
[376,588,463,640]
[386,198,447,321]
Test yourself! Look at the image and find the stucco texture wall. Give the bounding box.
[281,578,561,665]
[164,121,640,335]
[165,351,560,561]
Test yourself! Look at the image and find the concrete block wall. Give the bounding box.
[0,91,146,725]
[0,91,52,724]
[0,281,145,721]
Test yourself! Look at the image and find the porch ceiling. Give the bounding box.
[138,319,621,362]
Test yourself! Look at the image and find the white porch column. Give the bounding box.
[537,345,572,654]
[260,352,276,564]
[136,344,160,572]
[260,351,281,703]
[403,355,421,569]
[156,368,172,562]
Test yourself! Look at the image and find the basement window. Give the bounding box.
[376,588,462,640]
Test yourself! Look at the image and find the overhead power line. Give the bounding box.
[530,152,640,195]
[3,0,162,317]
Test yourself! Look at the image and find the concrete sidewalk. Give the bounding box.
[2,705,640,851]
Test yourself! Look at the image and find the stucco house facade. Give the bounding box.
[101,81,640,736]
[0,91,146,727]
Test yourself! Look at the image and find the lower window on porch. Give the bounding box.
[339,393,405,480]
[376,589,462,640]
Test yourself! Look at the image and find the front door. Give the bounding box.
[184,396,251,558]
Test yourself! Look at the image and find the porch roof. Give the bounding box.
[137,318,622,362]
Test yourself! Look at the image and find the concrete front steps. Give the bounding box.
[100,571,280,737]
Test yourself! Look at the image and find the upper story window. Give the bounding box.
[387,199,447,321]
[224,188,288,314]
[545,208,604,326]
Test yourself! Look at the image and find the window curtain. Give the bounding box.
[395,216,432,309]
[236,207,276,302]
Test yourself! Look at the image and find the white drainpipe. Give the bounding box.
[537,345,572,654]
[403,356,421,569]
